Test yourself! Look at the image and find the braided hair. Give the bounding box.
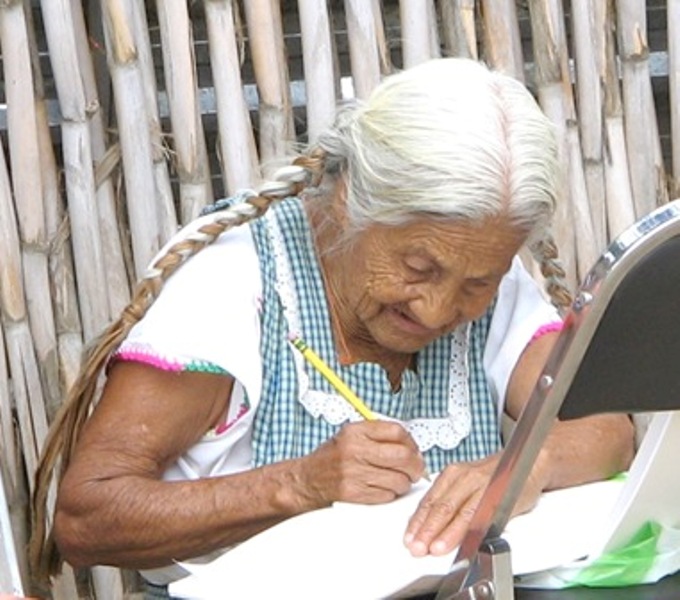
[29,156,325,582]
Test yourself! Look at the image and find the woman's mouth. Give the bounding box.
[387,306,433,337]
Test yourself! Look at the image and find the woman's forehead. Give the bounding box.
[371,217,525,254]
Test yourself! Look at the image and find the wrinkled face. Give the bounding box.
[341,217,526,354]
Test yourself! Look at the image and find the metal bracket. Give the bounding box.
[437,537,514,600]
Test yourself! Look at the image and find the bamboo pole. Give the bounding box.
[527,0,599,286]
[603,0,636,240]
[35,90,84,413]
[101,0,171,278]
[0,466,24,596]
[439,0,478,60]
[71,0,131,319]
[0,95,77,600]
[399,0,439,68]
[297,0,337,143]
[669,0,680,199]
[0,0,63,418]
[204,0,260,193]
[129,0,178,241]
[570,0,607,252]
[39,0,111,346]
[0,146,24,593]
[616,0,668,217]
[156,0,214,223]
[243,0,295,173]
[480,0,525,81]
[343,0,382,99]
[371,0,392,75]
[33,16,121,582]
[0,324,19,505]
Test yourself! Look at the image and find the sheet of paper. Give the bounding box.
[169,477,624,599]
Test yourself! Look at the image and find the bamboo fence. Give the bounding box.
[0,0,675,597]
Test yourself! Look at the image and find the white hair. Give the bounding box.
[316,57,560,246]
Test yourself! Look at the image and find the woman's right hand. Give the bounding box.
[294,420,427,507]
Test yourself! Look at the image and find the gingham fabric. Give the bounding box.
[250,197,500,474]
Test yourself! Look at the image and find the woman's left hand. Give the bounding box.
[403,453,544,557]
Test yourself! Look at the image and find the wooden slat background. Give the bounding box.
[0,1,676,597]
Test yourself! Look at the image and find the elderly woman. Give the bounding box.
[31,58,634,597]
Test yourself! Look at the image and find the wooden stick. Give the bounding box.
[297,0,337,143]
[344,0,382,99]
[204,0,260,193]
[440,0,478,59]
[480,0,525,81]
[156,0,214,222]
[616,0,668,217]
[102,0,171,278]
[603,0,636,239]
[570,0,607,251]
[371,0,392,74]
[399,0,439,67]
[243,0,295,173]
[71,0,131,319]
[528,0,599,285]
[0,140,23,491]
[39,0,111,342]
[0,139,34,597]
[0,466,24,596]
[128,0,178,241]
[1,0,66,425]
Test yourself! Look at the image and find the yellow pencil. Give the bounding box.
[290,335,431,481]
[290,336,377,420]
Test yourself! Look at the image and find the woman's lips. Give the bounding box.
[386,306,433,336]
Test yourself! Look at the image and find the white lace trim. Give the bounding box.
[266,209,472,452]
[264,210,312,395]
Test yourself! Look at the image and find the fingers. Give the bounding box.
[404,461,493,557]
[337,421,426,481]
[403,454,547,558]
[302,420,427,505]
[405,492,479,556]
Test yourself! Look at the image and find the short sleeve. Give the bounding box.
[117,217,264,405]
[484,256,562,415]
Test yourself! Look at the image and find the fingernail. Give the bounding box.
[409,540,428,557]
[430,540,448,555]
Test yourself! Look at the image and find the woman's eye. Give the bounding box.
[404,258,434,276]
[464,278,494,294]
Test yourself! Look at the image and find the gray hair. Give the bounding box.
[315,58,560,247]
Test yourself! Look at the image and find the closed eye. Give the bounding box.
[463,277,497,295]
[404,257,437,280]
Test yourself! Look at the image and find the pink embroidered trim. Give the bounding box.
[530,321,564,343]
[114,349,185,372]
[215,402,250,435]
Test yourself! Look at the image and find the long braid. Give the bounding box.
[529,232,573,313]
[29,161,319,583]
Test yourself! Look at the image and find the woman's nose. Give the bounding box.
[411,284,466,331]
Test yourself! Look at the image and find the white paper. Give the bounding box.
[170,411,680,599]
[169,478,624,599]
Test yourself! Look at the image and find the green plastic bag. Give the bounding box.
[515,521,680,589]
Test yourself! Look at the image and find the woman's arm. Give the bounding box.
[54,361,426,570]
[504,331,635,491]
